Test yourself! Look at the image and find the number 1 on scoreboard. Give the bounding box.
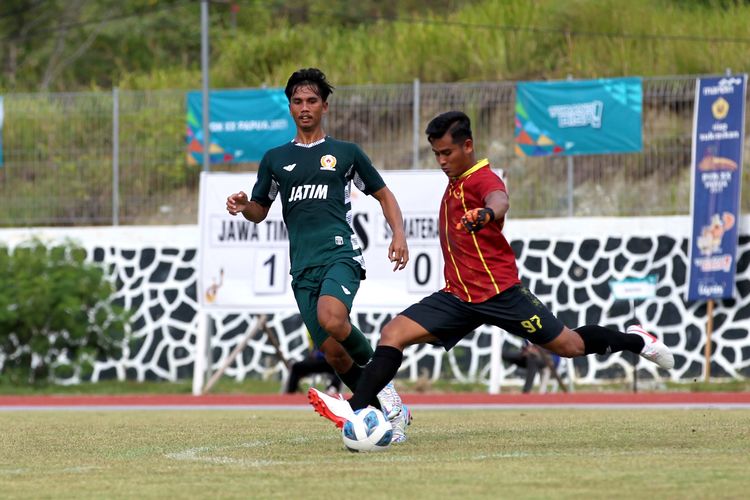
[252,249,288,295]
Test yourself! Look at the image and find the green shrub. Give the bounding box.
[0,239,130,385]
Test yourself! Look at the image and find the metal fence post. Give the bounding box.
[201,0,211,173]
[412,78,420,169]
[112,87,119,226]
[567,156,574,217]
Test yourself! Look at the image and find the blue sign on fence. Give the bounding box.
[686,75,747,301]
[515,78,642,156]
[609,275,658,301]
[186,89,294,164]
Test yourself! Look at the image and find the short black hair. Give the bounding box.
[284,68,334,102]
[425,111,473,144]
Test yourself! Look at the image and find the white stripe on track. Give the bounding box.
[2,402,750,411]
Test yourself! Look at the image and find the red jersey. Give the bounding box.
[439,159,520,302]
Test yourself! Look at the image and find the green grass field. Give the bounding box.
[1,409,748,499]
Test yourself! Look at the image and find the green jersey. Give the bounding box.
[251,136,386,276]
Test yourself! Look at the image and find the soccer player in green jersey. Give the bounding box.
[226,68,411,442]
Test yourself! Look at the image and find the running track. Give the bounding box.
[1,392,749,410]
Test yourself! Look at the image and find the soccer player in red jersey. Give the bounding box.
[309,111,674,427]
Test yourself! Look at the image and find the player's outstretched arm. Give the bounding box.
[371,186,409,271]
[226,191,270,223]
[456,190,509,233]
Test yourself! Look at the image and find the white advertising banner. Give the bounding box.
[198,170,455,311]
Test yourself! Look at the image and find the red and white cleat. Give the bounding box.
[627,324,674,370]
[307,387,355,429]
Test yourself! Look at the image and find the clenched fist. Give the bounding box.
[455,207,495,233]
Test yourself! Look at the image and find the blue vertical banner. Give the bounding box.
[686,75,747,301]
[515,78,642,156]
[186,88,294,165]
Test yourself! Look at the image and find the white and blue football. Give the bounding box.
[342,407,393,452]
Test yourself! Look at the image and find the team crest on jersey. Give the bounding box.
[320,155,337,171]
[449,182,463,199]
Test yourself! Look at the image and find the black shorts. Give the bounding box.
[401,285,564,351]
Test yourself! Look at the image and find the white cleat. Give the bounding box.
[389,404,412,444]
[307,387,354,430]
[377,382,411,443]
[376,381,403,420]
[627,324,674,370]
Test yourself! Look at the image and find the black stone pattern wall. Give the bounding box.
[79,233,749,386]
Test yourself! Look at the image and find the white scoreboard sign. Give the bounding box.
[198,170,451,311]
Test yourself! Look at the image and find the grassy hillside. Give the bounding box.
[2,0,748,93]
[123,0,750,90]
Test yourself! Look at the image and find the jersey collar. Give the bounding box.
[457,158,489,179]
[292,136,327,148]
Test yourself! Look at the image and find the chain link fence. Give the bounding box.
[1,76,747,226]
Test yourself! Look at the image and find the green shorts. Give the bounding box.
[291,260,362,349]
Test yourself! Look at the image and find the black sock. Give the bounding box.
[349,346,403,411]
[337,364,363,392]
[336,363,382,410]
[574,325,645,355]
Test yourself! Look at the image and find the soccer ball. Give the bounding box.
[342,407,393,452]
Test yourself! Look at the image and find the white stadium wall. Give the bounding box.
[1,214,747,387]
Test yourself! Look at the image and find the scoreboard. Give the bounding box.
[198,170,453,311]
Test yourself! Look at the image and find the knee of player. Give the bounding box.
[557,347,581,358]
[317,311,349,339]
[544,327,585,358]
[379,322,405,348]
[554,339,585,358]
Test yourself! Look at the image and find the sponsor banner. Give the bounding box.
[687,75,747,301]
[199,170,491,311]
[186,89,294,165]
[609,275,657,301]
[515,77,642,156]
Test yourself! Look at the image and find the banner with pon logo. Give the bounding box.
[686,75,747,301]
[515,78,642,156]
[186,89,295,165]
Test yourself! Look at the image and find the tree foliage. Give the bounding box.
[0,0,470,91]
[1,1,749,90]
[0,239,130,384]
[0,0,202,90]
